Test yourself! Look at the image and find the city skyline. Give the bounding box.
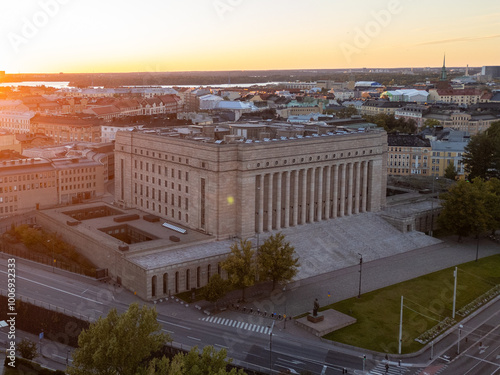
[1,0,500,74]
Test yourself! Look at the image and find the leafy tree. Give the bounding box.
[68,303,170,375]
[437,179,492,241]
[462,132,496,180]
[485,178,500,235]
[444,161,458,181]
[221,239,256,301]
[424,118,441,128]
[336,105,358,119]
[17,338,38,360]
[363,113,417,134]
[203,274,229,310]
[257,232,300,290]
[147,346,246,375]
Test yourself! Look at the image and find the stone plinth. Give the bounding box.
[296,309,356,337]
[307,314,325,323]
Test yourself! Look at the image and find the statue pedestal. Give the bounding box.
[307,314,324,323]
[295,309,357,337]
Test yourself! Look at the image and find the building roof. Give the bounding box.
[388,134,430,147]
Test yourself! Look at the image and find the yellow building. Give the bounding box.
[387,134,431,176]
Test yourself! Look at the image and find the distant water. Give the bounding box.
[0,81,71,89]
[0,81,283,90]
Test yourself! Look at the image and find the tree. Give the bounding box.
[363,113,417,134]
[444,161,458,181]
[336,105,358,119]
[68,303,170,375]
[147,346,246,375]
[462,132,496,180]
[485,178,500,235]
[221,239,256,301]
[17,338,38,360]
[437,179,492,241]
[424,118,441,128]
[203,274,229,310]
[257,232,300,290]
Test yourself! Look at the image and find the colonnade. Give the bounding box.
[254,161,372,233]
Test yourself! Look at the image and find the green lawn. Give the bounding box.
[321,255,500,354]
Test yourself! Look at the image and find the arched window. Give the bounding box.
[163,273,168,295]
[152,275,157,298]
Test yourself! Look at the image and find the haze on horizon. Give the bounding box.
[1,0,499,75]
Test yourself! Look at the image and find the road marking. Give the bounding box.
[439,356,450,362]
[162,329,173,334]
[215,344,228,349]
[0,271,105,305]
[187,336,201,341]
[465,354,500,367]
[158,319,192,331]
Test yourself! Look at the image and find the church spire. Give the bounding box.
[440,54,447,81]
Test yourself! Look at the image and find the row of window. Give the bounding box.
[61,183,96,191]
[0,173,55,183]
[134,161,190,182]
[134,177,189,194]
[135,197,189,224]
[134,149,190,166]
[0,182,53,193]
[255,150,373,168]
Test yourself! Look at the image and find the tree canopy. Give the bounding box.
[203,274,229,310]
[146,346,246,375]
[363,113,417,134]
[257,232,300,289]
[221,239,256,301]
[463,121,500,180]
[444,161,458,181]
[68,303,170,375]
[437,178,499,241]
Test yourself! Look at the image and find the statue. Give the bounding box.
[313,298,319,317]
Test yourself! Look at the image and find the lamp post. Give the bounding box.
[430,177,438,236]
[475,234,480,262]
[47,239,55,273]
[269,321,275,374]
[282,285,287,329]
[457,324,463,354]
[357,253,363,298]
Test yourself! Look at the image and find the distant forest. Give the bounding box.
[1,68,475,88]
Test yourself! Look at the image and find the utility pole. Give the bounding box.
[452,267,457,319]
[398,296,403,354]
[357,253,363,298]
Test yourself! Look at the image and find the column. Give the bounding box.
[267,173,273,231]
[309,167,315,222]
[354,162,361,214]
[276,172,282,229]
[301,169,307,224]
[339,164,346,217]
[324,166,331,219]
[293,170,299,226]
[317,166,323,221]
[362,161,368,213]
[284,171,290,228]
[332,165,338,218]
[258,174,264,233]
[347,163,353,216]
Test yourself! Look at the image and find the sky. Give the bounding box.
[1,0,500,74]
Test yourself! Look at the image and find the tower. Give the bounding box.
[439,55,447,81]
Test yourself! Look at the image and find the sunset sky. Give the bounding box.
[1,0,500,74]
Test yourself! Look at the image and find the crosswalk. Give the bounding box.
[368,362,410,375]
[200,316,272,335]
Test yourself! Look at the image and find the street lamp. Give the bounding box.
[457,324,463,354]
[430,177,438,237]
[269,321,275,374]
[47,239,55,273]
[357,253,363,298]
[282,285,287,329]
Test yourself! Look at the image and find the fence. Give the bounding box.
[0,243,97,278]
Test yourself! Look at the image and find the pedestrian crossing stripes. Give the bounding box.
[368,362,410,375]
[200,316,271,335]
